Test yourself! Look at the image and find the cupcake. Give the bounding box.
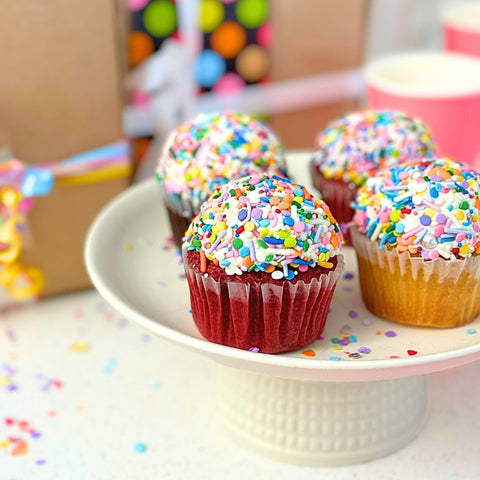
[183,173,344,353]
[351,157,480,328]
[156,111,286,248]
[311,110,436,243]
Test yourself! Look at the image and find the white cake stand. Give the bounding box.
[85,153,480,466]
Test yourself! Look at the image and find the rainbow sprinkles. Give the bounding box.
[352,158,480,260]
[185,174,343,279]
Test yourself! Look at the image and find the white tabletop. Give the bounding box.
[1,289,479,479]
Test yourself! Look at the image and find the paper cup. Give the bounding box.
[350,227,480,328]
[183,249,344,353]
[365,52,480,170]
[442,3,480,58]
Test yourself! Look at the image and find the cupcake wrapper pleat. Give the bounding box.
[184,255,344,353]
[350,227,480,327]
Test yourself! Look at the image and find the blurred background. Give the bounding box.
[123,0,470,177]
[0,0,477,304]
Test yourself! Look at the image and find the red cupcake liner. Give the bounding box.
[310,163,358,245]
[183,249,344,353]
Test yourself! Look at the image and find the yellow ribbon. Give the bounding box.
[0,188,44,300]
[56,164,133,186]
[0,147,131,302]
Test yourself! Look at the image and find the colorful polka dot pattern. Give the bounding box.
[353,158,480,260]
[127,0,270,93]
[156,111,286,199]
[185,173,343,278]
[312,110,436,187]
[197,0,270,90]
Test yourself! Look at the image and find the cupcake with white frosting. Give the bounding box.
[183,173,344,353]
[156,111,286,247]
[351,157,480,327]
[311,110,436,243]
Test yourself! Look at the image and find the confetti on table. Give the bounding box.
[103,358,118,375]
[123,242,134,251]
[133,442,147,454]
[467,329,477,335]
[1,364,18,392]
[69,341,90,353]
[385,331,398,338]
[302,349,316,357]
[407,350,418,356]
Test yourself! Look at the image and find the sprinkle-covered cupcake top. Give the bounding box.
[353,158,480,260]
[156,111,286,199]
[312,110,436,186]
[185,174,343,279]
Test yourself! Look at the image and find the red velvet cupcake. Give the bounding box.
[311,110,436,244]
[183,173,344,354]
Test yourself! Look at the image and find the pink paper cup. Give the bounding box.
[442,3,480,58]
[365,52,480,170]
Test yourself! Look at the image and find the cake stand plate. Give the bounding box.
[85,153,480,465]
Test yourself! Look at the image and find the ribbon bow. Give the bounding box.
[0,140,131,301]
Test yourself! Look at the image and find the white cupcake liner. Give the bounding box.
[161,186,208,218]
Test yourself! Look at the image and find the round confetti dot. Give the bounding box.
[236,0,269,28]
[143,0,177,37]
[127,0,150,10]
[358,347,371,354]
[407,349,418,356]
[128,31,155,67]
[349,352,362,359]
[302,349,316,357]
[348,310,358,318]
[257,22,272,48]
[211,21,246,59]
[200,0,225,33]
[343,272,354,280]
[385,330,397,338]
[195,50,226,88]
[212,73,245,95]
[248,347,260,352]
[235,45,269,82]
[329,355,341,361]
[134,442,147,453]
[467,328,477,334]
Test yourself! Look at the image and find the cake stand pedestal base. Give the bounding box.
[213,364,427,466]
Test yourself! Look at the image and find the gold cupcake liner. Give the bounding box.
[350,227,480,328]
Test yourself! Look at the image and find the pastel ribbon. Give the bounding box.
[0,140,131,301]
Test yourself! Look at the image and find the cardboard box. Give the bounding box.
[0,1,130,296]
[270,0,369,148]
